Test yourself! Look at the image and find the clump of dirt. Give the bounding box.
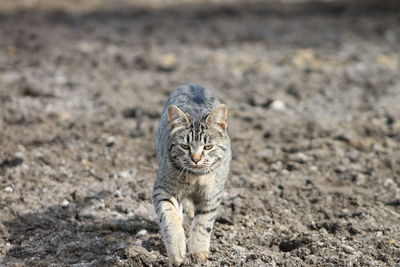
[1,1,400,266]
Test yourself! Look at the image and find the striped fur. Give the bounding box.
[153,84,231,265]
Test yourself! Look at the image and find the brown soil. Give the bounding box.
[1,1,400,266]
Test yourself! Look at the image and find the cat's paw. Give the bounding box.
[170,255,184,266]
[167,235,187,266]
[190,251,209,262]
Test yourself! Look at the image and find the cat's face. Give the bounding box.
[167,104,229,174]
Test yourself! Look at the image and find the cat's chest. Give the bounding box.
[179,172,215,188]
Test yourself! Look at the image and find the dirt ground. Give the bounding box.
[1,1,400,266]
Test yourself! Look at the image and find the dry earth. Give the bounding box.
[1,1,400,266]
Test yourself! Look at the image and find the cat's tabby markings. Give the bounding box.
[153,84,231,265]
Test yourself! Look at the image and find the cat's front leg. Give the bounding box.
[188,200,220,261]
[153,188,186,265]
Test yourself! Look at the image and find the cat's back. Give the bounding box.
[166,84,221,120]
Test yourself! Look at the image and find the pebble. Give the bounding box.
[270,161,282,172]
[125,246,152,259]
[256,148,274,161]
[335,165,346,174]
[310,166,318,172]
[4,186,13,193]
[119,171,131,179]
[270,100,286,111]
[232,245,246,253]
[281,169,290,175]
[77,41,100,54]
[95,200,106,210]
[383,178,395,188]
[290,152,310,163]
[355,173,366,185]
[342,244,356,254]
[157,53,178,71]
[61,200,69,208]
[135,229,148,238]
[113,191,121,198]
[106,136,115,147]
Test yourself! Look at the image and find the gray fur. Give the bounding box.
[153,84,231,264]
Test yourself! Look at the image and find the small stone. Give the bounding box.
[134,240,143,246]
[59,112,72,121]
[61,200,69,208]
[335,166,346,174]
[119,171,131,179]
[4,186,13,193]
[14,152,24,159]
[270,100,286,111]
[355,173,366,185]
[342,244,355,254]
[2,242,12,254]
[71,190,85,203]
[383,178,395,188]
[95,200,106,210]
[256,148,275,162]
[157,53,178,72]
[270,161,282,172]
[232,245,246,253]
[290,152,310,163]
[281,169,290,175]
[106,136,115,147]
[138,191,148,200]
[135,229,148,238]
[77,41,100,54]
[125,245,151,259]
[310,166,318,172]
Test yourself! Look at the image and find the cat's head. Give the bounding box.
[167,104,229,174]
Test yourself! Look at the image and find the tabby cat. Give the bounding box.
[153,84,231,264]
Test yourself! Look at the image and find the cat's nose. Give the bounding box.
[191,154,202,164]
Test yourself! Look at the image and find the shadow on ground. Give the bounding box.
[2,190,163,266]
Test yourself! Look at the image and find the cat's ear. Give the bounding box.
[206,104,228,130]
[167,105,190,132]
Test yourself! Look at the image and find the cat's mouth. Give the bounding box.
[190,166,205,170]
[186,164,204,169]
[184,164,211,174]
[180,160,211,173]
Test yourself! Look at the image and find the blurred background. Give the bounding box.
[1,0,399,266]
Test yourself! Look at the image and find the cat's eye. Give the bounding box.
[204,145,214,150]
[180,144,190,150]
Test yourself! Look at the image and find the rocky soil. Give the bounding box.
[1,1,400,266]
